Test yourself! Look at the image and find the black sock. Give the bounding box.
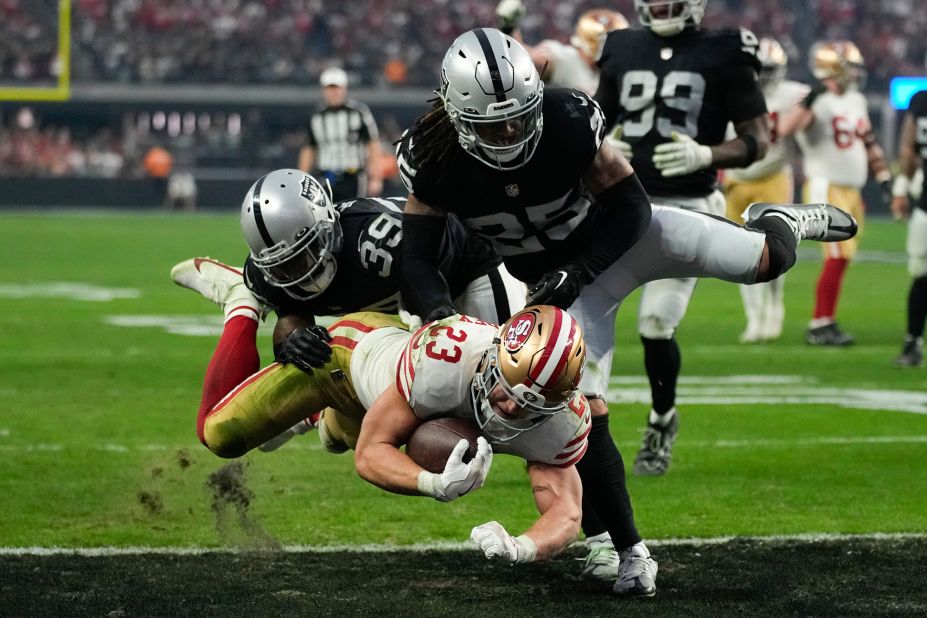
[908,276,927,339]
[581,494,608,538]
[575,415,641,550]
[747,215,798,281]
[641,336,680,415]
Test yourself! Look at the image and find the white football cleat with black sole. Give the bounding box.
[613,542,658,597]
[743,202,858,243]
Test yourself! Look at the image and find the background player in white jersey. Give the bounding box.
[495,0,628,95]
[595,0,771,477]
[889,90,927,367]
[723,37,810,343]
[779,40,892,346]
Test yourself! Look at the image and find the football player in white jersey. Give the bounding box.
[495,0,628,95]
[779,40,892,346]
[170,258,646,580]
[723,37,810,343]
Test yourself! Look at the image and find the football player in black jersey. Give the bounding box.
[172,169,526,449]
[890,91,927,368]
[396,27,856,596]
[595,0,770,477]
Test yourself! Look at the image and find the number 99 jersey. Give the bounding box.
[596,27,767,197]
[395,315,591,467]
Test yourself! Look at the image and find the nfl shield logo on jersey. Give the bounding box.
[505,184,520,197]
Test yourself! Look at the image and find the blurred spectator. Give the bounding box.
[166,170,198,211]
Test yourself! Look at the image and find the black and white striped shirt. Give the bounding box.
[305,99,379,173]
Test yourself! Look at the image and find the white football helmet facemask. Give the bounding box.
[240,169,342,299]
[471,306,586,442]
[440,28,544,170]
[634,0,707,37]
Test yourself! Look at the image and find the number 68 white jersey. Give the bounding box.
[395,315,591,467]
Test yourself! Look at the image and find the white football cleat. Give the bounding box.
[613,542,658,597]
[744,202,857,242]
[739,321,765,344]
[578,542,621,582]
[171,257,264,320]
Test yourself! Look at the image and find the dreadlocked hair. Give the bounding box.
[395,95,460,173]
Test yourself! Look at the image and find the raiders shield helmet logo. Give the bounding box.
[505,184,520,197]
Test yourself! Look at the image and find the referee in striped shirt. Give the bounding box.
[299,67,382,201]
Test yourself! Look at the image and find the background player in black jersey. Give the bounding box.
[890,91,927,368]
[172,168,526,448]
[396,27,855,596]
[595,0,770,477]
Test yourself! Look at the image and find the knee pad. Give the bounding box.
[638,290,689,339]
[747,216,797,281]
[317,410,351,454]
[909,256,927,279]
[638,313,677,339]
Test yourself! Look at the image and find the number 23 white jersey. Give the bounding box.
[396,315,590,467]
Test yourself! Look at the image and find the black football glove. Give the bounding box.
[276,325,333,373]
[425,304,457,323]
[525,264,587,309]
[879,177,893,210]
[801,82,827,109]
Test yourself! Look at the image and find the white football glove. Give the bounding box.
[417,437,493,503]
[470,521,537,564]
[605,126,634,160]
[495,0,526,32]
[652,131,713,177]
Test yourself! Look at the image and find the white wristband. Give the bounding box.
[514,534,538,563]
[417,471,447,502]
[893,175,912,198]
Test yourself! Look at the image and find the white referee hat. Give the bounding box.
[320,67,348,88]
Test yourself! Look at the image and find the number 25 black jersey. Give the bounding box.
[596,27,766,198]
[909,91,927,212]
[244,197,500,318]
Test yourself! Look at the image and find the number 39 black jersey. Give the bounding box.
[596,27,767,198]
[398,88,608,282]
[909,91,927,212]
[243,197,500,318]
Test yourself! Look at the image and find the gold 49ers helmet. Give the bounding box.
[757,37,788,91]
[471,305,586,441]
[570,9,629,62]
[810,40,865,89]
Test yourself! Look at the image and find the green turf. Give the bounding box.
[1,211,925,550]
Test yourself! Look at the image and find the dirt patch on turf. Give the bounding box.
[136,490,163,515]
[206,461,280,551]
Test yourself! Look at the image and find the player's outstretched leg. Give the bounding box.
[170,257,265,322]
[743,202,858,243]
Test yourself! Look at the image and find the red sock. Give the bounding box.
[196,316,260,445]
[813,257,848,320]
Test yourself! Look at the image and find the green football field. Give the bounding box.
[1,211,925,615]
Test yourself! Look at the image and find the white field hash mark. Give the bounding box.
[607,375,927,415]
[1,532,925,556]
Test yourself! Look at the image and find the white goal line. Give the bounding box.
[2,532,925,557]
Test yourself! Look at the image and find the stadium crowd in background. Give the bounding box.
[1,1,923,92]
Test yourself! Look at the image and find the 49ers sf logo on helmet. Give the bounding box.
[504,313,536,352]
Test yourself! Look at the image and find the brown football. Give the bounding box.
[405,417,481,473]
